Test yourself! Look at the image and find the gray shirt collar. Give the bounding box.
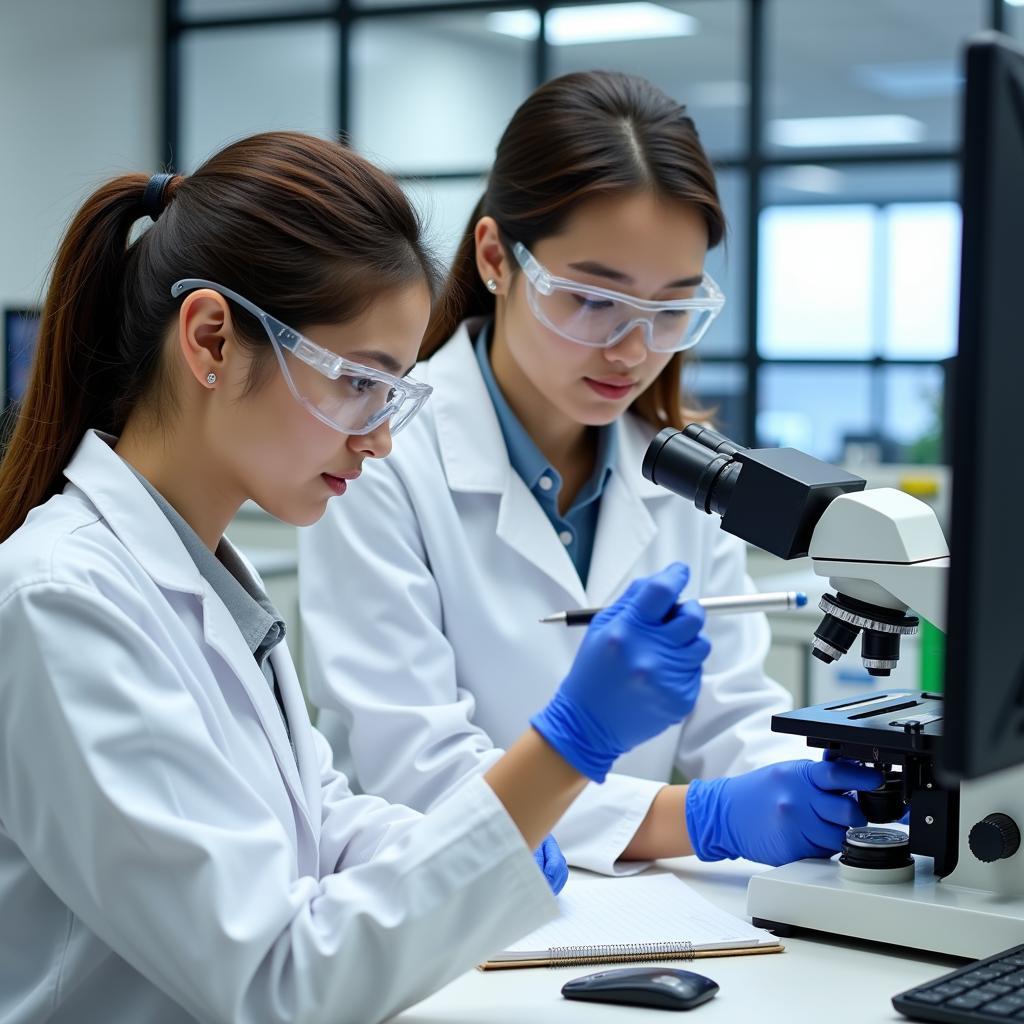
[125,464,285,668]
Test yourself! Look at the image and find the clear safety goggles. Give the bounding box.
[170,279,432,436]
[511,242,725,353]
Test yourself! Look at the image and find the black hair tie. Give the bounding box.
[142,172,175,221]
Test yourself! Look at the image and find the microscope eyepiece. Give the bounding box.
[642,427,744,517]
[682,423,744,458]
[643,426,866,560]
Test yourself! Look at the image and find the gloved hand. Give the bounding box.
[534,834,569,894]
[685,758,884,867]
[531,562,709,783]
[824,749,911,825]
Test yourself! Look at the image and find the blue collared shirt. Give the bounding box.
[475,324,617,585]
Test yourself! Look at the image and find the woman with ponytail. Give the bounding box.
[300,73,879,876]
[0,132,731,1022]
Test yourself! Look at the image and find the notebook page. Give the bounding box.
[504,873,776,955]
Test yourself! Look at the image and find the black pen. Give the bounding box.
[539,590,808,626]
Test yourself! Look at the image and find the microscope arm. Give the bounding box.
[807,488,950,632]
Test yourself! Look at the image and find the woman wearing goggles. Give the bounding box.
[303,73,854,884]
[0,131,721,1023]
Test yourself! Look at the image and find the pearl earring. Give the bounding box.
[486,278,498,293]
[206,372,217,385]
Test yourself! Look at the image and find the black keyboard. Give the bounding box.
[894,944,1024,1021]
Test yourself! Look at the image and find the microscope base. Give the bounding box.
[746,856,1024,959]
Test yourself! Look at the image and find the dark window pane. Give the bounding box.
[701,169,745,357]
[180,21,338,171]
[758,365,873,462]
[883,364,944,464]
[764,162,957,205]
[1010,2,1024,42]
[683,361,748,445]
[766,0,985,155]
[354,0,486,7]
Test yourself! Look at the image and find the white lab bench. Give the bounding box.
[389,857,964,1024]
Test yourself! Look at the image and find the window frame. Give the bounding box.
[162,0,1007,461]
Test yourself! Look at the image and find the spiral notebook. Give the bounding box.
[481,872,783,970]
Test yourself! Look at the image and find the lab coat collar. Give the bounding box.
[63,431,317,844]
[429,325,581,602]
[267,641,322,866]
[63,430,207,596]
[427,321,510,495]
[426,324,673,606]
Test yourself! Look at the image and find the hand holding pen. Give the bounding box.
[540,590,807,626]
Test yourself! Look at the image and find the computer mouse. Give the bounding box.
[561,967,719,1011]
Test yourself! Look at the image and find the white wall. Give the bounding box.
[0,0,162,391]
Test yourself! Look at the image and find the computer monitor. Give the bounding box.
[940,33,1024,780]
[3,307,41,408]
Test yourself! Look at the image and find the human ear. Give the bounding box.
[474,216,511,296]
[176,291,234,388]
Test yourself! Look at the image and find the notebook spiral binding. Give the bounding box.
[546,941,695,968]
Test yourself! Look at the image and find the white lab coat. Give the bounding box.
[0,429,555,1024]
[299,321,809,877]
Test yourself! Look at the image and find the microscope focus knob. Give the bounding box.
[969,813,1021,863]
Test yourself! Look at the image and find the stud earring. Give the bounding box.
[485,278,498,294]
[206,372,217,385]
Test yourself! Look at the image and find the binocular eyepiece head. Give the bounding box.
[642,425,868,561]
[643,426,912,674]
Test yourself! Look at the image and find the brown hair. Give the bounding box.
[0,131,438,542]
[422,70,724,430]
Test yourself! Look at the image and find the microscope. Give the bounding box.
[643,424,1024,959]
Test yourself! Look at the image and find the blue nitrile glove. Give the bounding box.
[824,748,911,825]
[530,562,709,783]
[685,758,884,867]
[534,834,569,894]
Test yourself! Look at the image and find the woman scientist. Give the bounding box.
[0,131,808,1024]
[300,73,879,875]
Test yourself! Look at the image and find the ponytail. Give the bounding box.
[0,131,437,542]
[0,173,169,542]
[422,195,492,357]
